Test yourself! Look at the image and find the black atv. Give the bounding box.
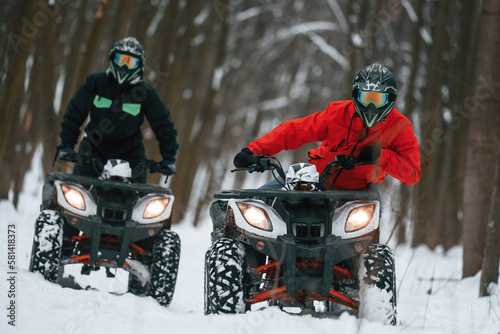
[29,155,180,307]
[204,155,397,325]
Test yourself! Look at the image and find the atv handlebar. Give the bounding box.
[231,155,286,180]
[324,154,376,171]
[54,148,175,177]
[318,155,377,189]
[232,154,376,191]
[146,160,175,176]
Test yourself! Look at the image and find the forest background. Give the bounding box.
[0,0,499,297]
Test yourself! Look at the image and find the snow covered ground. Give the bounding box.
[1,164,499,334]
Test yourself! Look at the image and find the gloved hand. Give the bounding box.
[59,145,77,162]
[356,145,381,163]
[233,148,254,168]
[161,161,175,175]
[159,155,176,175]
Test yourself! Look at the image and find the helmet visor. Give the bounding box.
[114,53,140,69]
[357,91,389,108]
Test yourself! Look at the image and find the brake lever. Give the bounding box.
[231,167,251,173]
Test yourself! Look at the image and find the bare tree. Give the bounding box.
[480,156,500,296]
[462,0,500,278]
[0,0,39,200]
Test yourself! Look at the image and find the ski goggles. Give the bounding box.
[113,53,140,70]
[357,91,390,108]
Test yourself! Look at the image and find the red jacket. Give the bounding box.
[247,100,420,190]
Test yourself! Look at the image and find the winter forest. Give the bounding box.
[0,0,499,320]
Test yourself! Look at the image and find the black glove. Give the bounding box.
[233,148,254,168]
[356,145,381,163]
[59,145,78,162]
[159,155,176,175]
[159,162,175,175]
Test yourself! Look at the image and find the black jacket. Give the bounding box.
[60,72,178,160]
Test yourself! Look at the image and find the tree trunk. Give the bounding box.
[0,0,38,199]
[462,0,500,278]
[395,0,424,245]
[74,0,110,90]
[411,1,450,248]
[479,155,500,296]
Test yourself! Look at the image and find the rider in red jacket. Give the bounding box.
[234,63,420,190]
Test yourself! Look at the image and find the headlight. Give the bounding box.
[61,185,86,210]
[237,203,272,231]
[143,198,170,219]
[345,204,375,232]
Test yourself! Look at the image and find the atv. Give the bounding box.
[204,154,397,325]
[29,153,180,307]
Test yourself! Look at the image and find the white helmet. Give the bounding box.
[100,159,132,181]
[286,163,319,188]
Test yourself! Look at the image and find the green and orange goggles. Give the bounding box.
[357,90,390,108]
[113,53,140,70]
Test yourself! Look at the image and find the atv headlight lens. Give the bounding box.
[61,185,86,211]
[237,203,271,231]
[143,198,170,219]
[345,204,375,232]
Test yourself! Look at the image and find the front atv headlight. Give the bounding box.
[237,203,271,231]
[143,198,170,219]
[345,204,375,232]
[61,185,86,211]
[132,194,174,224]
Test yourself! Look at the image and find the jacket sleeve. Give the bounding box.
[143,87,179,160]
[59,75,94,147]
[247,107,331,156]
[377,122,421,185]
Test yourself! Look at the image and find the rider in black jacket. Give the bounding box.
[59,37,178,183]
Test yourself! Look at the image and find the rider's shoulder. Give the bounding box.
[324,100,353,111]
[86,72,108,82]
[387,108,412,125]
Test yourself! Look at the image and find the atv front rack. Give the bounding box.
[47,172,172,194]
[214,188,378,201]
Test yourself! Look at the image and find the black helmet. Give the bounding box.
[352,63,397,128]
[108,37,145,85]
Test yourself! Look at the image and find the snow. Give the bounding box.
[146,0,169,37]
[325,0,350,33]
[401,0,419,23]
[419,27,433,44]
[260,21,339,47]
[306,33,350,70]
[235,7,262,22]
[1,165,500,334]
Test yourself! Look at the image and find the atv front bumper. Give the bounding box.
[61,211,164,266]
[243,232,376,297]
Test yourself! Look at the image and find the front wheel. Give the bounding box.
[358,244,397,325]
[147,229,181,307]
[29,210,64,283]
[204,238,247,314]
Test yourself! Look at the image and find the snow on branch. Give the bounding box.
[307,33,350,70]
[260,21,339,47]
[325,0,350,32]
